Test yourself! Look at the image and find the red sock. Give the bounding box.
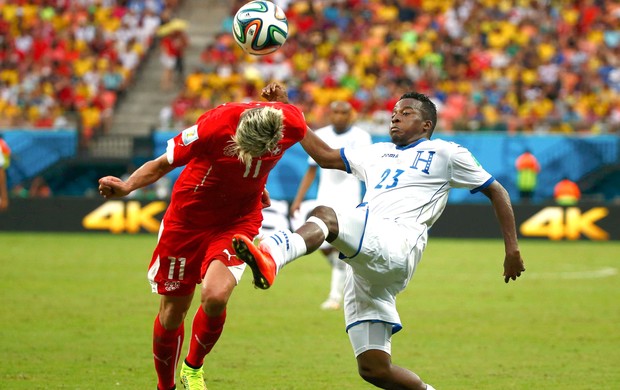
[185,307,226,367]
[153,315,184,390]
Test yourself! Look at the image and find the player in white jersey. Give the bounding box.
[290,101,372,310]
[232,87,525,390]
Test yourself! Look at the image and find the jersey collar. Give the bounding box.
[395,138,427,150]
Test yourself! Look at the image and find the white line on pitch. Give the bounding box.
[527,267,618,280]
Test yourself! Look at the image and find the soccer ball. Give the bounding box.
[232,1,288,56]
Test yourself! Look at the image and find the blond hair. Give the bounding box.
[225,106,284,166]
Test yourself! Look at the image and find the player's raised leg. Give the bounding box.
[233,207,336,289]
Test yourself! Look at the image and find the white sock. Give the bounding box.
[426,384,436,390]
[261,229,307,273]
[327,252,345,302]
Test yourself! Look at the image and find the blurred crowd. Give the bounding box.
[2,0,619,139]
[164,0,620,134]
[0,0,182,146]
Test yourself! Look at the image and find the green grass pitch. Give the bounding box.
[1,232,618,389]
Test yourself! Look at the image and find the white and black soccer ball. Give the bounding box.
[232,0,288,56]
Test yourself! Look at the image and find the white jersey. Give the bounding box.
[342,138,493,229]
[335,138,494,333]
[309,125,372,209]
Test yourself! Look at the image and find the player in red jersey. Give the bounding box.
[98,83,305,390]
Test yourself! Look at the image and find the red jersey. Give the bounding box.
[164,102,307,228]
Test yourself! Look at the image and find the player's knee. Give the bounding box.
[200,289,229,316]
[357,363,391,387]
[309,205,338,241]
[158,311,185,330]
[355,348,399,387]
[159,302,190,330]
[159,293,192,324]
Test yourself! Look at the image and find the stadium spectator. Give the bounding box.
[0,134,10,211]
[28,175,51,198]
[515,149,540,202]
[158,18,189,91]
[554,177,581,206]
[0,0,179,146]
[289,100,372,311]
[97,82,308,390]
[233,88,524,390]
[182,0,620,133]
[169,86,198,128]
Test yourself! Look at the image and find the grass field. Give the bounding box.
[1,232,618,389]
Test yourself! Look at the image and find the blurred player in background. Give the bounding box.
[290,100,372,310]
[0,135,10,212]
[233,90,525,390]
[98,83,306,390]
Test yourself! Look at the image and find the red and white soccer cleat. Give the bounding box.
[232,234,277,289]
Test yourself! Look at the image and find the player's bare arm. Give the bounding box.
[481,181,526,283]
[99,154,174,198]
[300,129,345,171]
[261,82,289,103]
[290,165,318,215]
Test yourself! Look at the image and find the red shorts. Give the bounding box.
[147,218,261,296]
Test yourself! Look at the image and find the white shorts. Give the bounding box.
[160,53,176,69]
[331,204,427,334]
[348,321,392,357]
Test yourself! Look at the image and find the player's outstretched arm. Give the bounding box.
[99,154,174,199]
[290,165,318,216]
[300,128,345,171]
[481,181,525,283]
